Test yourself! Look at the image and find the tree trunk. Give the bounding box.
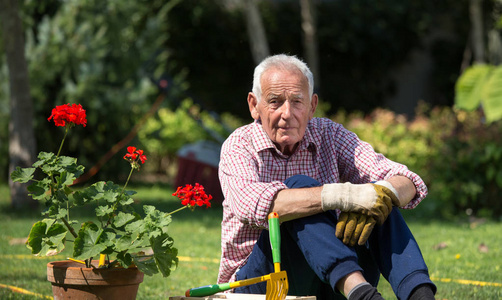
[469,0,485,63]
[300,0,320,92]
[243,0,270,65]
[0,0,38,209]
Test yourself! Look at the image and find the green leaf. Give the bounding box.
[455,64,492,111]
[53,189,69,203]
[480,65,502,123]
[143,205,155,215]
[26,219,67,256]
[96,181,121,204]
[42,203,59,218]
[27,181,50,200]
[114,212,136,228]
[117,252,133,268]
[73,185,99,205]
[115,235,134,252]
[118,194,135,206]
[37,151,55,160]
[56,156,80,173]
[95,205,113,217]
[33,152,55,168]
[37,153,59,175]
[132,256,159,276]
[56,171,76,187]
[143,206,172,238]
[150,234,178,277]
[57,155,77,166]
[100,230,117,255]
[54,207,68,219]
[10,167,36,183]
[125,219,145,235]
[73,222,108,260]
[115,234,149,253]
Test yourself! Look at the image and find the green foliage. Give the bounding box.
[455,64,502,122]
[334,108,433,174]
[426,108,502,219]
[336,104,502,220]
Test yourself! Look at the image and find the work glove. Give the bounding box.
[321,181,399,224]
[336,212,376,246]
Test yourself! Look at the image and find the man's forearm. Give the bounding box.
[386,176,416,207]
[270,186,324,222]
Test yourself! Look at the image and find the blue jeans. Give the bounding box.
[234,175,436,300]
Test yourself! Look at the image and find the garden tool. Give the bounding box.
[185,212,288,299]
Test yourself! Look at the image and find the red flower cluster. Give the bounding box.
[173,183,212,208]
[48,103,87,127]
[123,146,147,164]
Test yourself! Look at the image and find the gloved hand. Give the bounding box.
[335,212,376,246]
[321,181,399,224]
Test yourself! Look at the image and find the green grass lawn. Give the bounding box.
[0,183,501,299]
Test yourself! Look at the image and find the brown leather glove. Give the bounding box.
[336,212,377,246]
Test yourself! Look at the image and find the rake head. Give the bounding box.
[265,270,289,300]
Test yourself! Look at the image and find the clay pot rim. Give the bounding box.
[47,260,136,270]
[47,260,144,286]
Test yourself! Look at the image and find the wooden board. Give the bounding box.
[169,293,316,300]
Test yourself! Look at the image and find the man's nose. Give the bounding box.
[280,101,292,119]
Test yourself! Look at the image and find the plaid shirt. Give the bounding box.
[217,117,427,284]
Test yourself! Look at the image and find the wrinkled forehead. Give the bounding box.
[261,67,309,91]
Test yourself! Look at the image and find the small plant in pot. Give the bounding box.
[10,103,212,299]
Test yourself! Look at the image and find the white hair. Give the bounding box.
[252,54,314,102]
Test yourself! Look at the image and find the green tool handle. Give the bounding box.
[186,275,269,297]
[185,283,231,297]
[268,212,281,272]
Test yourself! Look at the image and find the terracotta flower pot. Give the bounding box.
[47,260,144,300]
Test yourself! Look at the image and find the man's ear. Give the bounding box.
[309,93,319,119]
[248,93,260,120]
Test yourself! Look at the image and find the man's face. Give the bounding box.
[248,67,318,155]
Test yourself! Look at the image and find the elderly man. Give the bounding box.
[217,54,436,300]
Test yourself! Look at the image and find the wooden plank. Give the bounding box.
[169,293,316,300]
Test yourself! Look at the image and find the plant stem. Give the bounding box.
[57,126,69,157]
[167,205,188,216]
[122,167,134,193]
[104,167,135,229]
[61,217,78,238]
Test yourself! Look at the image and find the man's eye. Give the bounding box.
[268,99,281,107]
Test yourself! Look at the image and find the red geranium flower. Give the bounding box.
[124,146,139,161]
[135,149,147,164]
[173,183,212,208]
[48,103,87,127]
[124,146,147,169]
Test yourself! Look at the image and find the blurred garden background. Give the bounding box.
[1,0,502,299]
